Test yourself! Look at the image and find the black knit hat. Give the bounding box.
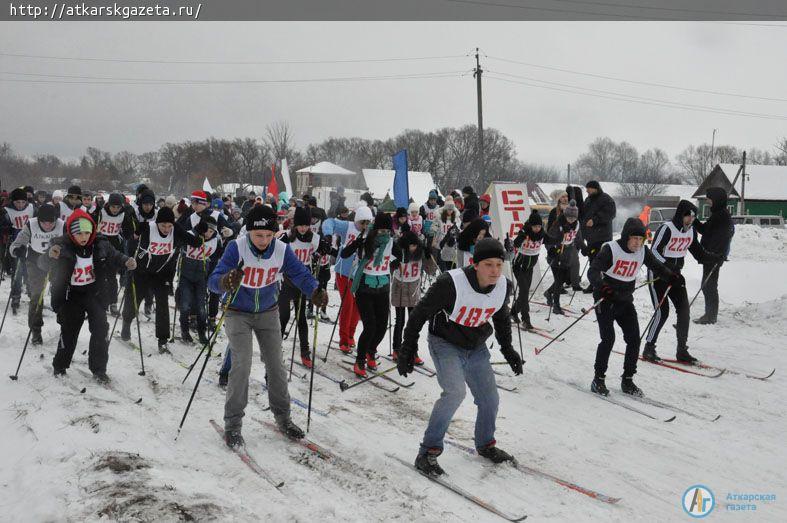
[138,190,155,206]
[585,180,601,191]
[156,207,175,224]
[462,185,474,196]
[246,205,279,232]
[620,217,647,242]
[527,209,543,226]
[108,193,124,207]
[67,185,82,197]
[10,188,27,202]
[473,238,506,264]
[294,206,311,227]
[395,207,407,219]
[37,203,57,223]
[374,212,392,230]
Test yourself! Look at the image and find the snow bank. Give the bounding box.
[728,224,787,262]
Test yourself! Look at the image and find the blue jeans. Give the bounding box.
[178,271,207,331]
[420,334,499,456]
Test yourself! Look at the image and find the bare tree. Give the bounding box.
[265,121,297,162]
[574,137,619,182]
[774,138,787,165]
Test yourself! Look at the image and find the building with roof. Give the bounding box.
[694,163,787,217]
[361,169,440,206]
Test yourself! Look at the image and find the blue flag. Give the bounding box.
[392,149,409,209]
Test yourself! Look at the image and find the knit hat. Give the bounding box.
[354,205,373,223]
[408,203,419,214]
[136,184,149,196]
[164,195,178,208]
[138,190,155,206]
[473,238,506,264]
[156,207,175,224]
[37,203,57,223]
[10,188,27,202]
[462,186,474,196]
[564,200,579,220]
[67,185,82,197]
[212,197,223,209]
[395,207,407,219]
[294,206,311,227]
[374,212,392,230]
[428,190,438,200]
[443,195,455,210]
[527,209,543,226]
[203,215,218,232]
[191,190,209,205]
[621,217,647,242]
[52,189,63,199]
[107,193,124,207]
[23,185,34,195]
[69,216,93,235]
[585,180,601,191]
[479,194,491,205]
[246,205,279,232]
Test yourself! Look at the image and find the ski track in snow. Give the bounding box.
[1,225,786,521]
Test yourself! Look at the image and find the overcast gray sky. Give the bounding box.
[1,21,786,169]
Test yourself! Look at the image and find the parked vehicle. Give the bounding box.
[731,215,785,228]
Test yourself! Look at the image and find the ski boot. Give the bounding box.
[301,351,313,369]
[306,308,315,320]
[477,441,515,464]
[319,310,330,322]
[621,377,643,397]
[109,304,120,317]
[642,342,661,362]
[225,429,244,449]
[366,353,378,371]
[158,340,171,354]
[197,329,209,346]
[676,344,698,364]
[181,326,194,343]
[120,321,132,341]
[11,299,19,315]
[276,417,305,439]
[53,368,67,377]
[522,317,535,331]
[510,311,521,324]
[415,449,445,476]
[353,360,366,378]
[414,355,425,366]
[693,315,715,325]
[349,338,356,349]
[339,342,352,354]
[31,329,43,346]
[543,290,553,306]
[591,376,609,396]
[93,372,111,385]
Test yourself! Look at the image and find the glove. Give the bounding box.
[669,271,685,287]
[221,227,234,238]
[599,284,616,300]
[125,257,137,270]
[220,268,243,292]
[194,220,209,235]
[397,344,416,377]
[48,245,61,259]
[311,288,328,308]
[504,237,514,253]
[708,252,726,266]
[580,245,590,256]
[500,347,523,375]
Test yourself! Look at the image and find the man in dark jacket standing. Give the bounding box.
[581,181,617,292]
[692,187,734,324]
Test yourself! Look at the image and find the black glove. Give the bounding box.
[194,220,209,235]
[669,271,686,288]
[500,347,523,375]
[599,284,616,300]
[397,343,416,377]
[580,245,589,256]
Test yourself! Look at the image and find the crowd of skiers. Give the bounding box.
[0,179,734,474]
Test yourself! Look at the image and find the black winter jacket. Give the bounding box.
[693,187,734,259]
[581,187,616,245]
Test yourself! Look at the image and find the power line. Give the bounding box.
[484,73,787,120]
[486,55,787,103]
[0,51,467,66]
[517,0,787,18]
[435,0,787,25]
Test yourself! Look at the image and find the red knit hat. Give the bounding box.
[191,190,209,204]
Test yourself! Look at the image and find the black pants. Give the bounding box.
[279,284,309,356]
[513,256,537,322]
[53,290,109,374]
[393,306,413,354]
[549,263,569,307]
[26,259,48,332]
[178,271,208,334]
[593,299,640,379]
[208,291,219,320]
[701,263,721,321]
[645,271,689,347]
[123,271,172,342]
[355,290,390,363]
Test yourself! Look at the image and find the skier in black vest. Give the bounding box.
[588,218,675,397]
[397,238,523,476]
[511,209,546,329]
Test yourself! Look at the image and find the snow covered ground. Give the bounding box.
[2,224,785,522]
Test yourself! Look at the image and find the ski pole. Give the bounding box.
[568,257,590,306]
[130,276,146,376]
[535,298,605,355]
[306,313,320,432]
[528,252,559,302]
[639,284,673,344]
[169,253,183,343]
[338,365,398,392]
[0,257,23,336]
[107,284,128,346]
[181,275,241,385]
[175,325,215,441]
[322,278,350,362]
[510,271,524,359]
[287,293,303,382]
[9,272,50,381]
[688,263,719,309]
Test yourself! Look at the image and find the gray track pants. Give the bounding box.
[223,308,291,432]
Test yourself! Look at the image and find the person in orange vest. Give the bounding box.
[639,205,653,242]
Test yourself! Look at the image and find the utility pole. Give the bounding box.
[709,128,717,174]
[740,150,747,215]
[474,47,484,179]
[567,163,571,186]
